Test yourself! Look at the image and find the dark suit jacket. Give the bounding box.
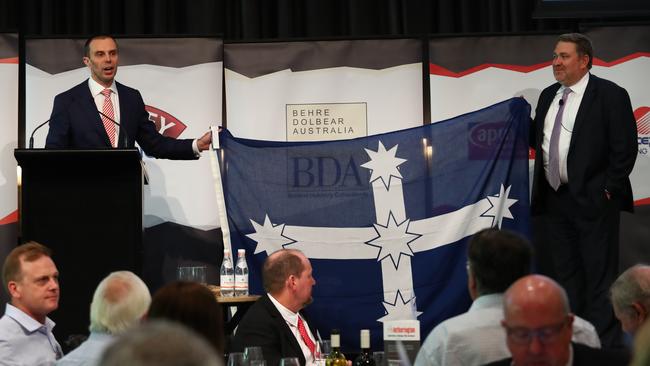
[231,294,317,366]
[45,80,197,160]
[483,342,630,366]
[530,74,637,215]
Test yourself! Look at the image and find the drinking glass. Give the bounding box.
[177,265,207,284]
[244,346,264,362]
[372,351,385,366]
[279,357,300,366]
[228,352,248,366]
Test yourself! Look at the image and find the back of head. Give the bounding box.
[468,228,532,296]
[610,264,650,315]
[2,241,51,294]
[148,281,224,354]
[89,271,151,335]
[262,249,305,294]
[99,320,222,366]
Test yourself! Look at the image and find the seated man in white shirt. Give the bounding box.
[231,249,318,366]
[414,228,600,366]
[0,241,63,365]
[57,271,151,366]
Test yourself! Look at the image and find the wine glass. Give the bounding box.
[244,346,264,362]
[228,352,248,366]
[279,357,300,366]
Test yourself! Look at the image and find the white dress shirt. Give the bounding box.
[542,72,590,186]
[0,303,63,366]
[268,294,318,366]
[56,332,114,366]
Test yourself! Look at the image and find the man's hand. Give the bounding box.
[197,131,212,151]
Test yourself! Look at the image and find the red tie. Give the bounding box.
[297,316,316,356]
[101,88,117,147]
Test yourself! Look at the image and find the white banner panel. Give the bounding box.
[225,39,423,141]
[0,34,18,225]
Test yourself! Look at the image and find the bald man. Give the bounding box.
[485,275,629,366]
[231,249,318,366]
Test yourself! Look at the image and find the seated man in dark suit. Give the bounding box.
[485,275,629,366]
[45,34,211,159]
[231,249,318,366]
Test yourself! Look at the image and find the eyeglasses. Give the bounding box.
[504,318,569,345]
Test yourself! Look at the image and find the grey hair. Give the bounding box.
[89,271,151,334]
[611,264,650,316]
[99,321,223,366]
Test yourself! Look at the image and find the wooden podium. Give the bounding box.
[14,148,144,344]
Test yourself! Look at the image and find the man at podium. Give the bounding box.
[44,34,212,160]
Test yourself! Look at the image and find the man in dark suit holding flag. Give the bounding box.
[530,33,638,348]
[45,34,211,159]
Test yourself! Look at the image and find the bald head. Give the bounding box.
[504,275,570,318]
[502,275,573,366]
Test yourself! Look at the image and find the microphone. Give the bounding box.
[559,99,564,106]
[29,119,51,149]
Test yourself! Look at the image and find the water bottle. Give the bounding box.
[220,249,235,297]
[234,249,249,296]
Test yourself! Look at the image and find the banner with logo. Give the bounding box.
[219,98,531,350]
[225,39,423,141]
[429,27,650,267]
[0,33,18,305]
[25,37,223,288]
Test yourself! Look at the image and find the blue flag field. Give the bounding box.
[217,97,531,351]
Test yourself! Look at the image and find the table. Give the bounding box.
[210,286,260,334]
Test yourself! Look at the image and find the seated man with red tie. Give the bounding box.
[231,249,318,366]
[45,34,211,159]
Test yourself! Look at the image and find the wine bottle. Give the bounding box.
[353,330,375,366]
[326,329,347,366]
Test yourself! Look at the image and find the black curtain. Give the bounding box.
[0,0,622,38]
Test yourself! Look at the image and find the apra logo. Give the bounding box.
[145,105,187,139]
[636,107,650,156]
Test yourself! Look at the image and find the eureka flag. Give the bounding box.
[218,97,531,351]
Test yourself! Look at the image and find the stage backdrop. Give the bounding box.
[24,37,223,290]
[428,26,650,270]
[224,38,424,141]
[0,33,18,306]
[220,98,531,350]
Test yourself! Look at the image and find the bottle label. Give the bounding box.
[235,274,248,289]
[220,275,235,286]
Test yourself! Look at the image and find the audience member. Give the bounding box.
[148,281,224,355]
[630,319,650,366]
[610,264,650,337]
[99,320,222,366]
[0,242,63,365]
[485,275,629,366]
[414,228,599,366]
[56,271,151,366]
[231,249,317,366]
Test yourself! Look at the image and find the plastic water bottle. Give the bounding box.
[220,249,235,297]
[234,249,249,296]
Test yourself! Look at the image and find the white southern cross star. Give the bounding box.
[366,212,421,270]
[247,215,295,254]
[378,290,423,322]
[482,184,517,228]
[361,141,407,189]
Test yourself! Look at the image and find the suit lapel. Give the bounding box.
[262,295,306,362]
[78,80,112,147]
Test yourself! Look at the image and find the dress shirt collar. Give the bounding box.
[88,77,118,97]
[4,303,56,334]
[268,293,301,327]
[469,293,503,312]
[557,72,589,98]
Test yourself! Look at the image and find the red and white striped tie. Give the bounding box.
[101,88,117,147]
[297,316,316,356]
